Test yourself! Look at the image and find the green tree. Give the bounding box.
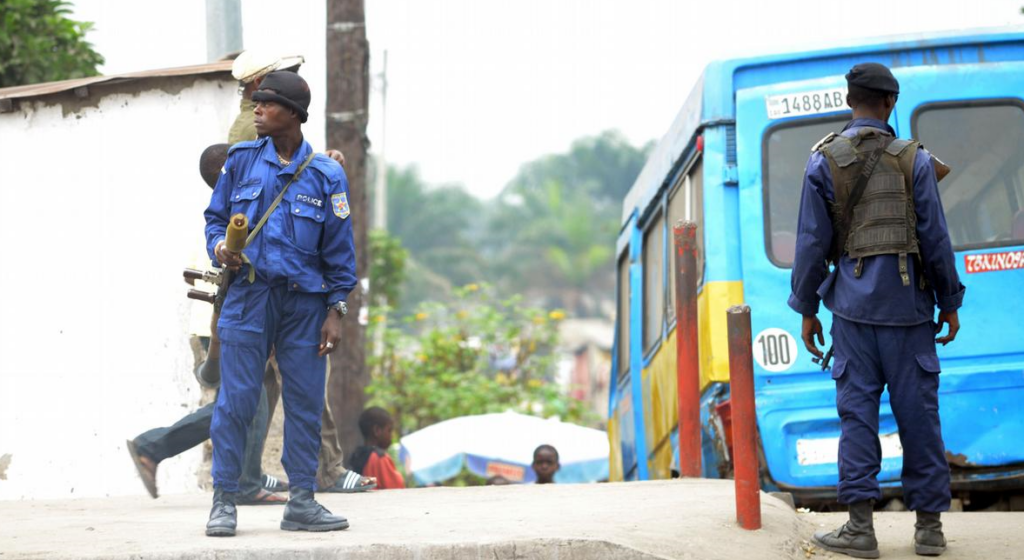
[484,131,649,316]
[366,283,595,436]
[0,0,105,87]
[378,164,488,315]
[368,229,409,308]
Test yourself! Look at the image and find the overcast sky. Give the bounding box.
[73,0,1022,199]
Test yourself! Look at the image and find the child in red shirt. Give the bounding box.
[347,407,405,490]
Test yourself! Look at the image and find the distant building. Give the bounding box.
[0,62,237,499]
[557,319,612,422]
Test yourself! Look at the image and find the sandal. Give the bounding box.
[319,470,377,493]
[237,488,288,505]
[262,473,289,493]
[126,439,158,499]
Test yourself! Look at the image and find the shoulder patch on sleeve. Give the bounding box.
[811,132,838,153]
[331,192,350,219]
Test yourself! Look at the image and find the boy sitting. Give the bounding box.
[347,407,405,490]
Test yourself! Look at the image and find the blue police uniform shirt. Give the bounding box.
[204,136,357,310]
[788,118,965,326]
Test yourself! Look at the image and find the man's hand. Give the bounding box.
[214,240,243,271]
[324,149,346,168]
[935,310,960,345]
[802,315,825,359]
[319,310,342,357]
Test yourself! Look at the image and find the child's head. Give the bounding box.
[199,143,230,189]
[532,444,560,484]
[359,406,394,449]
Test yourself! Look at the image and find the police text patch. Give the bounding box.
[331,193,350,219]
[295,193,324,207]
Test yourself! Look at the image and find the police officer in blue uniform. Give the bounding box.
[204,71,356,536]
[790,63,965,558]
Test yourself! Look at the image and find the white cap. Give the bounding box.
[231,50,305,83]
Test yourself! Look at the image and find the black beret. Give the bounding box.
[845,62,899,94]
[252,70,311,123]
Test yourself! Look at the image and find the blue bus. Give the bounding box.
[608,27,1024,505]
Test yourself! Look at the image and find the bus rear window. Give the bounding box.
[763,118,848,267]
[913,102,1024,250]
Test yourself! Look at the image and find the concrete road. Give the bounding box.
[0,479,1020,559]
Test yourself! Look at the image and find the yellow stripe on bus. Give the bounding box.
[615,280,744,480]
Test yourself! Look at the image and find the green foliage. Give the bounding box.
[385,166,486,286]
[0,0,105,87]
[369,229,409,308]
[366,283,595,436]
[484,131,649,316]
[380,130,649,319]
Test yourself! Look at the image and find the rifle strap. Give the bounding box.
[239,152,317,283]
[837,137,893,261]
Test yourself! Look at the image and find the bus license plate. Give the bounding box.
[766,88,848,120]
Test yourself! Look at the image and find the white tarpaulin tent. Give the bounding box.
[398,411,609,485]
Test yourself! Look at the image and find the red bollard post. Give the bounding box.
[727,304,761,530]
[673,221,701,478]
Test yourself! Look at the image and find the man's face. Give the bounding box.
[532,449,559,482]
[253,96,295,137]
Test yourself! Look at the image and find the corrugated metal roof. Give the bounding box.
[0,60,233,101]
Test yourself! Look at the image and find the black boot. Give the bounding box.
[813,500,880,559]
[914,511,946,556]
[205,488,237,537]
[280,487,349,532]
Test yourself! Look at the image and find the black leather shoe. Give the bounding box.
[280,487,349,532]
[914,511,947,556]
[206,488,238,537]
[813,500,880,559]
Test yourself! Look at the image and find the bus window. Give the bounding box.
[666,160,704,323]
[643,212,665,353]
[763,118,848,267]
[617,252,630,379]
[912,101,1024,249]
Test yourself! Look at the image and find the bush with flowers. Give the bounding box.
[366,283,597,435]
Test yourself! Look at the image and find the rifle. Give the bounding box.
[184,267,232,314]
[183,213,248,314]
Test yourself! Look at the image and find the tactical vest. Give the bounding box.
[816,127,921,286]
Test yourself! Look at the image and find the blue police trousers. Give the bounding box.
[211,280,327,492]
[832,316,951,512]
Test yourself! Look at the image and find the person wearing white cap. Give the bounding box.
[229,51,305,144]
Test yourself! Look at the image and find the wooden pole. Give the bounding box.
[326,0,370,455]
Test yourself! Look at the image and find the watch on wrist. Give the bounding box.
[329,301,347,316]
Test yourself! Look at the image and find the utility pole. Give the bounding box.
[204,0,242,61]
[370,50,389,363]
[326,0,370,455]
[373,50,389,232]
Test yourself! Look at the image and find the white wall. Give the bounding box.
[71,0,328,152]
[0,76,238,499]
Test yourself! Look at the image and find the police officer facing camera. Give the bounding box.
[790,62,965,558]
[204,71,356,536]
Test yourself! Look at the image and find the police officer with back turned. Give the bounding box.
[790,63,965,558]
[204,70,356,536]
